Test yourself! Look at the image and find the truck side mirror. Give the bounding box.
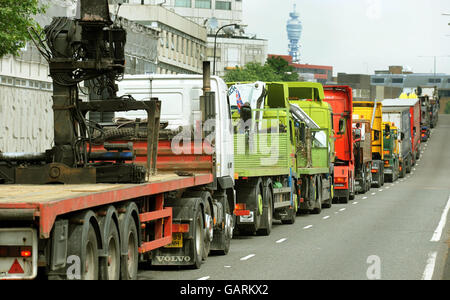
[338,119,345,135]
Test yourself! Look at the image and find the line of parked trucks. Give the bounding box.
[0,67,440,279]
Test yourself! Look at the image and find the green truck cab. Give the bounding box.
[382,122,400,182]
[284,82,335,214]
[228,81,334,236]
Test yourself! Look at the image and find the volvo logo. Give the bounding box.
[155,256,191,263]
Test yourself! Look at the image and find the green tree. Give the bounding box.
[0,0,46,58]
[224,62,282,83]
[223,56,299,83]
[266,56,299,81]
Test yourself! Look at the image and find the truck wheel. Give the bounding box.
[211,195,233,256]
[104,220,120,280]
[257,187,273,236]
[82,224,99,280]
[340,190,349,204]
[399,162,406,178]
[202,203,213,261]
[120,219,138,280]
[282,184,297,224]
[192,208,204,269]
[385,174,392,183]
[311,178,322,214]
[349,177,355,200]
[406,157,412,173]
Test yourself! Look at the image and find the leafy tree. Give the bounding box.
[266,56,299,81]
[0,0,46,58]
[224,62,282,83]
[223,56,299,83]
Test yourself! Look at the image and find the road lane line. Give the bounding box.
[198,276,210,280]
[430,195,450,242]
[276,238,287,244]
[240,254,256,261]
[363,197,368,199]
[323,216,330,219]
[303,225,313,229]
[352,202,359,205]
[378,189,383,192]
[371,193,376,195]
[339,208,346,212]
[422,252,438,280]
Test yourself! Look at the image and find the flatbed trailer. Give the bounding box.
[0,171,214,280]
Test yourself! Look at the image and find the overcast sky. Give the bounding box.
[243,0,450,76]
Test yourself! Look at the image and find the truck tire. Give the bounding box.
[192,208,204,269]
[282,184,297,224]
[257,186,273,236]
[83,224,99,280]
[65,211,101,281]
[103,218,120,280]
[406,156,412,174]
[399,162,406,178]
[349,177,355,200]
[120,219,138,280]
[385,174,393,183]
[98,206,120,280]
[340,190,349,204]
[202,202,213,261]
[211,193,234,255]
[311,178,322,214]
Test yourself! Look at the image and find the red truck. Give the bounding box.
[323,86,355,203]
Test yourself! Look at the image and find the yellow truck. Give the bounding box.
[353,101,385,188]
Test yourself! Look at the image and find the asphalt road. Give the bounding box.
[138,115,450,280]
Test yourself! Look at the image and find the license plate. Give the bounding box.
[240,211,254,223]
[164,233,183,248]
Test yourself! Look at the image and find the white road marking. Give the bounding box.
[363,197,368,199]
[379,189,383,192]
[240,254,256,261]
[323,216,330,220]
[224,266,232,268]
[386,187,390,189]
[276,238,287,244]
[422,252,438,280]
[339,208,346,212]
[303,225,313,229]
[352,202,359,205]
[430,195,450,242]
[371,193,376,195]
[198,276,210,280]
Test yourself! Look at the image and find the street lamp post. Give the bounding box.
[213,23,239,76]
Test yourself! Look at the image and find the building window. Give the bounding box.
[216,1,231,10]
[175,0,191,7]
[195,0,211,9]
[428,78,441,84]
[392,78,404,84]
[372,78,385,84]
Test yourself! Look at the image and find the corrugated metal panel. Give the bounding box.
[0,86,53,153]
[234,133,290,177]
